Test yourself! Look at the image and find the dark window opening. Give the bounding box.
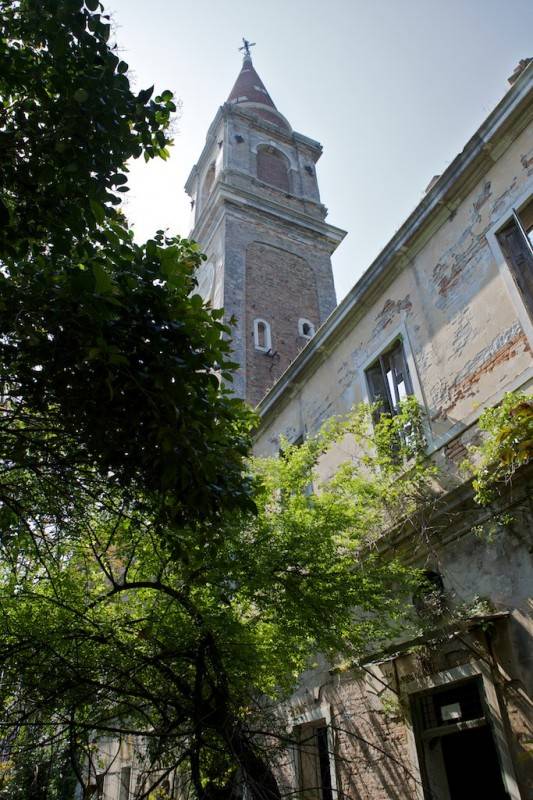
[497,197,533,320]
[298,722,334,800]
[413,570,446,618]
[411,677,508,800]
[298,319,316,339]
[95,774,105,800]
[365,339,413,419]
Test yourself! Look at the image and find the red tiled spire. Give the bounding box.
[227,53,277,109]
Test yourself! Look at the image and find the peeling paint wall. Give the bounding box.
[254,99,533,799]
[256,124,533,457]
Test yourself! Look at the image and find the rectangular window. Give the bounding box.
[411,677,508,800]
[298,722,333,800]
[118,766,131,800]
[365,339,413,418]
[496,197,533,320]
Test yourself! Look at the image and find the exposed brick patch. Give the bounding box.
[445,438,469,464]
[433,326,531,419]
[434,261,463,298]
[372,295,412,335]
[257,147,290,192]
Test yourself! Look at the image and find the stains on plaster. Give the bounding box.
[372,295,413,337]
[433,242,491,312]
[473,180,492,216]
[521,147,533,175]
[490,177,519,222]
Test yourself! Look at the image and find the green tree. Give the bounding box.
[464,392,533,505]
[0,2,440,798]
[0,399,437,799]
[0,0,253,526]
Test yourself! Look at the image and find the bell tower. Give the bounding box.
[185,43,346,405]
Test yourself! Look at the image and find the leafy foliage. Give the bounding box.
[0,0,254,526]
[464,392,533,505]
[0,2,441,798]
[0,0,174,257]
[0,401,437,799]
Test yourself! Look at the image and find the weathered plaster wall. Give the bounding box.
[268,494,533,799]
[256,124,533,460]
[254,102,533,800]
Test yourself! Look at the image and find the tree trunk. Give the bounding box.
[227,727,282,800]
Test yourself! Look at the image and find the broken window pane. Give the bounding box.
[365,339,413,418]
[497,197,533,319]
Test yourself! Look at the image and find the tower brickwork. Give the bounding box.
[185,50,346,405]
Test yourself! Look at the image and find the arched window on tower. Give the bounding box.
[298,318,316,339]
[201,162,216,207]
[253,318,272,352]
[256,146,290,193]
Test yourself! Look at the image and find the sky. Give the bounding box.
[108,0,533,301]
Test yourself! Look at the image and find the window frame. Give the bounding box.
[253,318,272,353]
[360,325,424,408]
[290,704,339,798]
[359,325,433,451]
[298,318,316,339]
[403,660,521,800]
[486,189,533,354]
[118,765,131,800]
[364,337,413,418]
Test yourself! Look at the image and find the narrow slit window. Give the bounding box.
[297,722,334,800]
[253,318,272,352]
[298,318,316,339]
[201,162,216,206]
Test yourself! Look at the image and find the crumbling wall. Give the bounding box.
[255,124,533,459]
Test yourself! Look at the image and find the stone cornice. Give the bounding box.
[191,176,347,249]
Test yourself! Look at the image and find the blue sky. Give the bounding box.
[109,0,533,300]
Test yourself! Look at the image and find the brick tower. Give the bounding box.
[185,44,346,405]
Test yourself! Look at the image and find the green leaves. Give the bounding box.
[464,392,533,505]
[0,0,175,259]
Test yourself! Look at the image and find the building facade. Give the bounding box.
[91,53,533,800]
[251,58,533,800]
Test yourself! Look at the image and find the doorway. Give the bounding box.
[411,676,509,800]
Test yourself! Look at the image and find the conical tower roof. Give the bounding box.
[227,52,277,108]
[227,47,291,130]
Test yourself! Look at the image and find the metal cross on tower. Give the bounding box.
[239,38,256,58]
